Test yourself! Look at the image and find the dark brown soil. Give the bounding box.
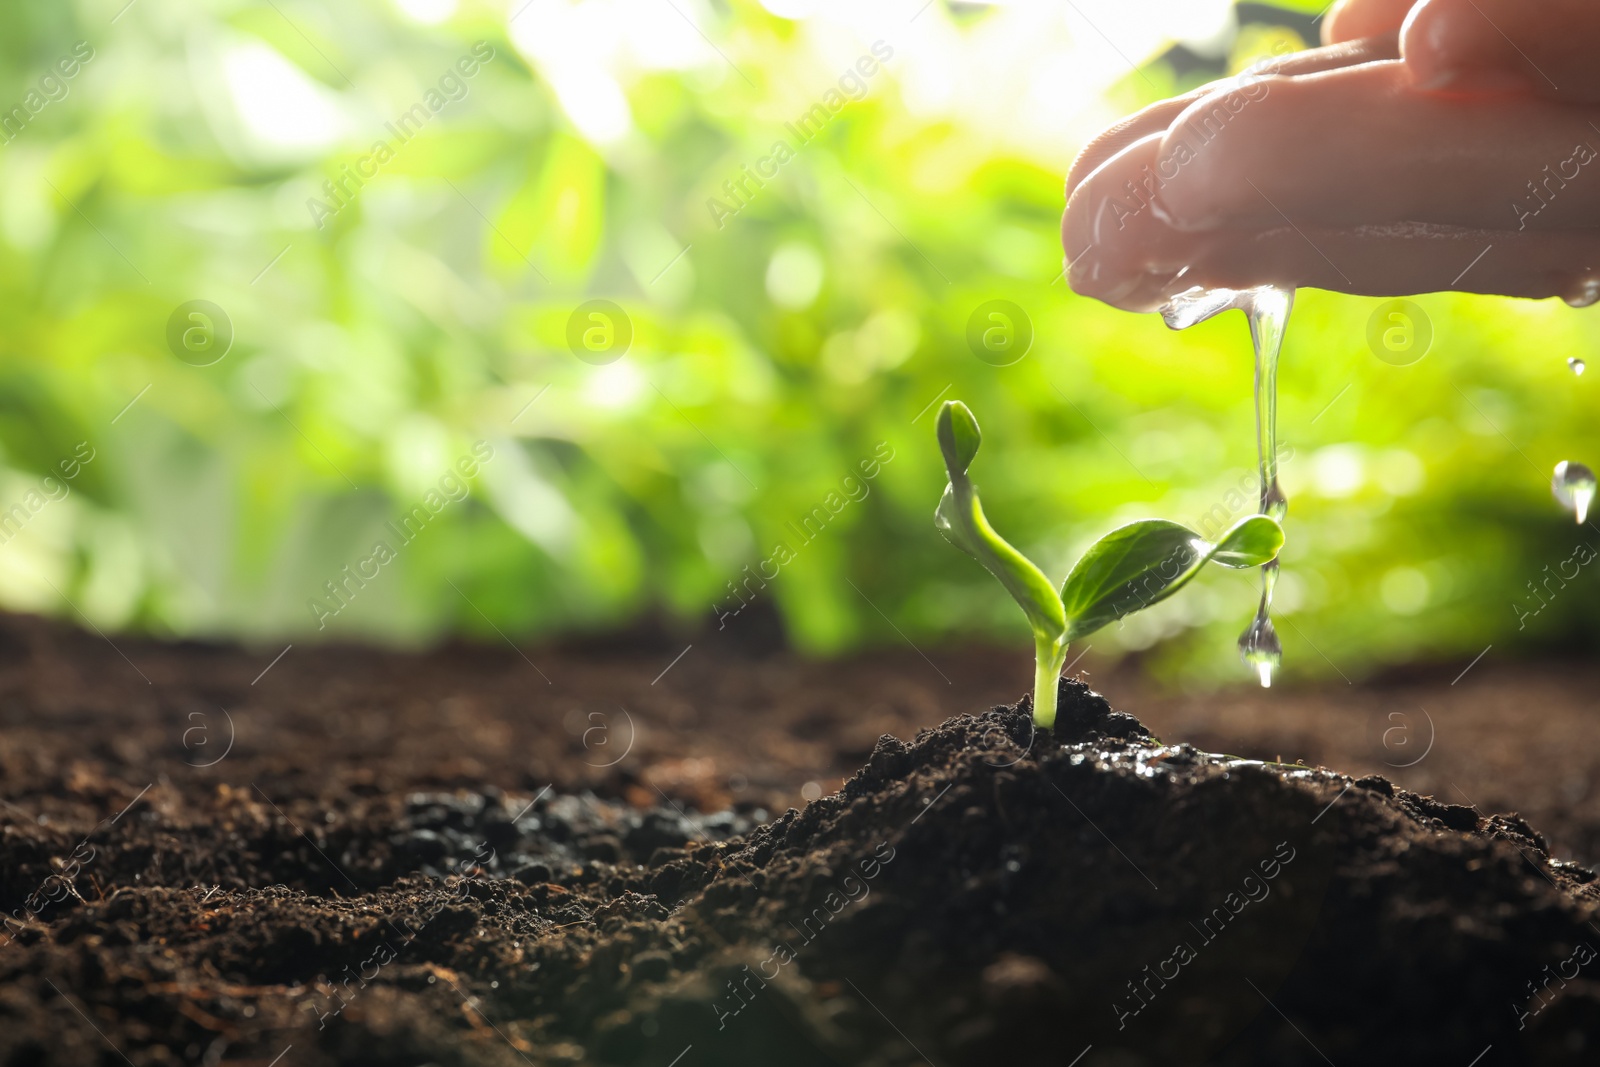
[3,612,1600,1065]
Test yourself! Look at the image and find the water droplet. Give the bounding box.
[1238,612,1282,689]
[1261,474,1289,523]
[1553,461,1597,524]
[1162,287,1248,330]
[1565,276,1600,308]
[1160,286,1271,330]
[1570,357,1587,375]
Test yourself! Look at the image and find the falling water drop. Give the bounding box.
[1553,461,1597,524]
[1238,610,1283,688]
[1564,276,1600,309]
[1569,357,1587,375]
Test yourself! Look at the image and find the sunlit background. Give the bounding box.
[2,0,1595,685]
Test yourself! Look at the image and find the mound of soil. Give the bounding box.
[6,648,1600,1066]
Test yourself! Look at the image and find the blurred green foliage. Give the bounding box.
[0,0,1595,685]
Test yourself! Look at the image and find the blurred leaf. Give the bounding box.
[493,134,602,281]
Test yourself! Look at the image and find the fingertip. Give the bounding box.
[1064,133,1197,308]
[1064,184,1144,306]
[1320,0,1358,46]
[1322,0,1416,46]
[1401,0,1503,90]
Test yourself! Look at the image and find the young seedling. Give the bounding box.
[935,400,1284,729]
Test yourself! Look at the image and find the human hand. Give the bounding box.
[1063,0,1600,313]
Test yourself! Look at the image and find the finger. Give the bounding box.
[1150,59,1600,234]
[1404,0,1600,101]
[1064,134,1600,310]
[1065,131,1216,308]
[1322,0,1418,45]
[1067,103,1199,203]
[1065,33,1401,199]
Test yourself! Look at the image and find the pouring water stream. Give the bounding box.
[1161,285,1293,687]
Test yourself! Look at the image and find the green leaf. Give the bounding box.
[1209,514,1285,569]
[1059,515,1283,642]
[934,401,1066,644]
